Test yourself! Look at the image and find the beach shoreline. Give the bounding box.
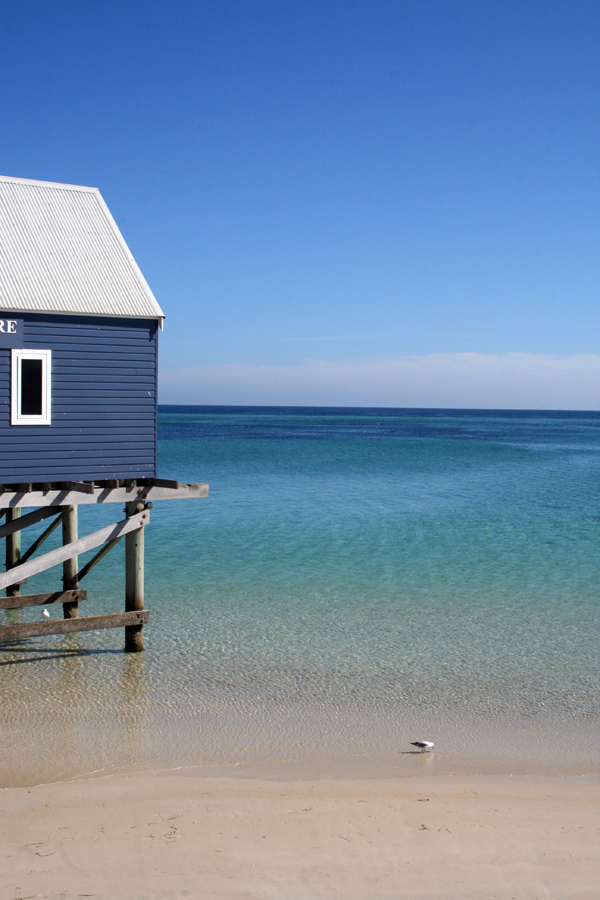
[2,768,598,900]
[3,738,599,791]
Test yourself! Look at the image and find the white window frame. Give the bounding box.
[11,349,52,425]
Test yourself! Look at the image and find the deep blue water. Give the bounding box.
[2,406,600,784]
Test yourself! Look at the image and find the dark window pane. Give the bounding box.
[21,358,43,416]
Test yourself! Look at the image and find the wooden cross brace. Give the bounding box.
[0,508,149,593]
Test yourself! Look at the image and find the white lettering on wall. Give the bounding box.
[0,320,17,333]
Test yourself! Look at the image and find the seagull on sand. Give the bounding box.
[411,741,434,753]
[42,609,50,619]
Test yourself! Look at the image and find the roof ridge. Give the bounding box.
[0,174,98,192]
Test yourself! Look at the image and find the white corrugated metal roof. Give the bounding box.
[0,175,164,321]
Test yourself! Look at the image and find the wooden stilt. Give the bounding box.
[125,501,145,652]
[0,480,200,654]
[5,509,21,597]
[62,506,79,619]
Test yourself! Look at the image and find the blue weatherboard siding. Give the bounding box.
[0,313,158,482]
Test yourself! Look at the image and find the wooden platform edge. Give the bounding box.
[0,610,149,642]
[0,483,209,509]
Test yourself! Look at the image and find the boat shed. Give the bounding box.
[0,175,207,652]
[0,174,164,484]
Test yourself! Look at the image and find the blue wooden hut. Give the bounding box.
[0,175,207,651]
[0,174,164,485]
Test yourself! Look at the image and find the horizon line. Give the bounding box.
[156,403,599,414]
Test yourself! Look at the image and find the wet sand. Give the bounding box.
[2,771,599,899]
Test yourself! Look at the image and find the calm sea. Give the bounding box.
[1,406,600,786]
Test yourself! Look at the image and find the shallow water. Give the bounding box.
[1,407,599,786]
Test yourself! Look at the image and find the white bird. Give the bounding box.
[411,741,434,753]
[42,609,50,620]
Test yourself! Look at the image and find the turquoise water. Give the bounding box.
[1,407,600,785]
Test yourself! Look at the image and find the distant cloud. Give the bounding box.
[159,353,600,410]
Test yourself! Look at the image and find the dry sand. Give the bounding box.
[1,771,599,900]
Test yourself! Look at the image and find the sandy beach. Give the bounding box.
[2,770,599,900]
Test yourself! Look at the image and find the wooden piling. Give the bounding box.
[5,508,21,597]
[62,505,79,618]
[125,501,145,652]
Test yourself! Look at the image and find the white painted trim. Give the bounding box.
[11,348,52,425]
[92,189,165,319]
[0,305,164,323]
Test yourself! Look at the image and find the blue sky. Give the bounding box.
[1,0,598,407]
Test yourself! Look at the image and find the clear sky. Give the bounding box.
[1,0,598,408]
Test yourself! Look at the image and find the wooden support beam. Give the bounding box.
[61,481,96,495]
[0,610,149,643]
[0,506,61,540]
[125,501,145,652]
[18,514,62,566]
[148,478,179,489]
[5,508,21,597]
[0,482,208,509]
[0,590,86,611]
[0,509,149,592]
[72,536,123,586]
[62,506,79,619]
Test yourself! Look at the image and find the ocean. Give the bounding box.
[1,406,599,786]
